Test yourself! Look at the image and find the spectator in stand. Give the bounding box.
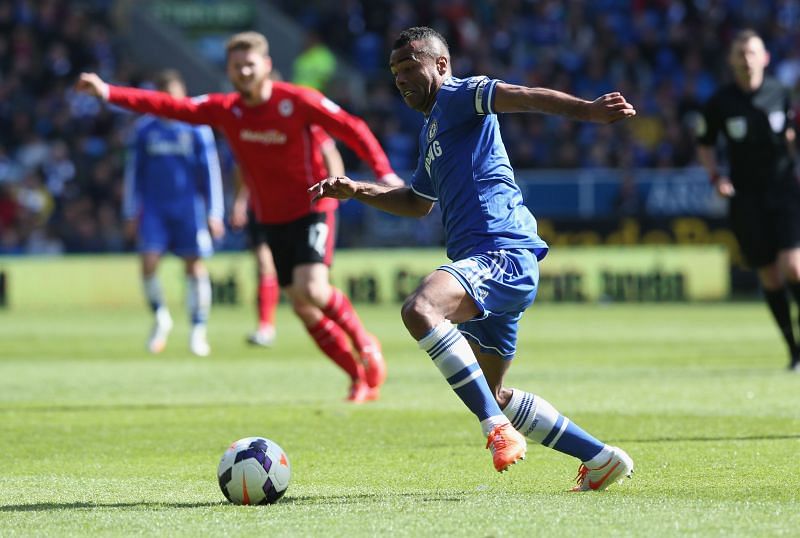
[292,30,337,92]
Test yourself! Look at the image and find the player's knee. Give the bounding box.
[401,294,423,324]
[757,264,782,290]
[289,296,316,323]
[783,255,800,282]
[786,265,800,283]
[289,280,325,306]
[401,294,438,337]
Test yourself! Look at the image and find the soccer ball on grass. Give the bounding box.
[217,436,291,505]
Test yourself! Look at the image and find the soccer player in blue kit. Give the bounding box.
[122,69,224,357]
[311,27,636,490]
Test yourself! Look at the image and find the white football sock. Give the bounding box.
[419,322,508,436]
[143,275,165,313]
[187,274,211,326]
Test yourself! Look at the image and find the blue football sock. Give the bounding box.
[419,322,507,435]
[503,388,604,462]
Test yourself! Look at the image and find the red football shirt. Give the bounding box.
[108,81,394,224]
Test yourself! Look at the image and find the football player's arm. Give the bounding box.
[231,166,250,230]
[309,178,432,218]
[316,131,345,177]
[696,145,734,197]
[695,97,734,197]
[197,127,225,239]
[121,130,143,239]
[785,89,796,159]
[298,93,399,184]
[493,83,636,124]
[76,72,219,126]
[318,129,404,187]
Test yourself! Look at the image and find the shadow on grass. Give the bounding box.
[617,433,800,443]
[1,493,464,512]
[282,492,463,505]
[0,501,223,512]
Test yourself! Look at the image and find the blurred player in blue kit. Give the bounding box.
[122,69,224,357]
[311,27,636,489]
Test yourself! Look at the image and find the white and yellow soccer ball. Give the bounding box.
[217,437,291,505]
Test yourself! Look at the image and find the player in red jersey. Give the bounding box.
[76,31,401,403]
[231,126,345,348]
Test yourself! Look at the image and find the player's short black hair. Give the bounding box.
[393,26,449,58]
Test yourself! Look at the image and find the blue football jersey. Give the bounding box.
[122,116,223,222]
[410,76,548,261]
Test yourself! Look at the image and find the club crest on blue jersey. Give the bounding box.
[427,118,439,142]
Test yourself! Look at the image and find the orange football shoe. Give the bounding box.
[486,423,526,473]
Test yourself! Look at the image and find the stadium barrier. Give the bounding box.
[0,245,728,311]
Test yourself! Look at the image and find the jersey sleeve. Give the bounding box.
[444,76,501,120]
[121,125,144,220]
[194,126,224,221]
[310,125,336,152]
[108,86,223,127]
[696,93,721,146]
[294,88,395,179]
[409,150,436,201]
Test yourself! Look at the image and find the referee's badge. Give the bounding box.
[725,117,747,140]
[427,119,438,142]
[769,110,786,133]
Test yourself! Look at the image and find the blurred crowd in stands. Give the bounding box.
[1,0,799,253]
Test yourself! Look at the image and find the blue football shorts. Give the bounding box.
[438,248,540,359]
[138,208,212,258]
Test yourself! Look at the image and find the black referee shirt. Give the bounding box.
[697,77,795,193]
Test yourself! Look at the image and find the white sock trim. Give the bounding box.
[584,444,614,467]
[450,368,482,390]
[418,321,454,350]
[480,416,510,437]
[546,417,570,448]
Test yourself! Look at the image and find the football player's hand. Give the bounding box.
[123,219,137,240]
[208,217,225,240]
[75,72,109,100]
[309,176,357,201]
[230,198,248,230]
[714,176,735,198]
[589,92,636,124]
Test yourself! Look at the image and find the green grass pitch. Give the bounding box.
[1,300,799,536]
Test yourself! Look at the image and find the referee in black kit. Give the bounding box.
[696,29,800,371]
